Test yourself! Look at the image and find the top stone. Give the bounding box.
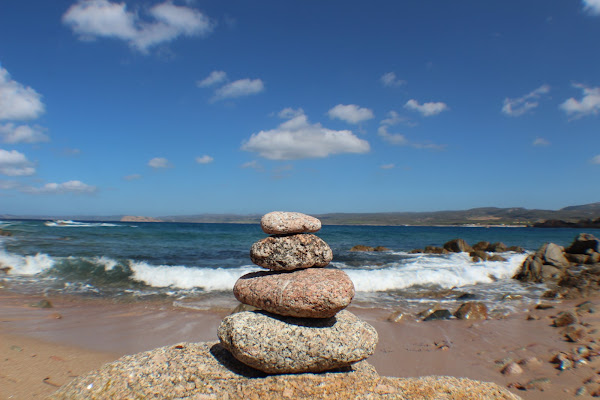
[261,211,321,235]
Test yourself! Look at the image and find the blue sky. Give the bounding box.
[0,0,599,216]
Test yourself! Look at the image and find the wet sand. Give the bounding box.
[2,290,600,399]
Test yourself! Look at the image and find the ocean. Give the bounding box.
[1,219,599,315]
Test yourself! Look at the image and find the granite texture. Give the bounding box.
[250,233,333,271]
[217,310,378,373]
[50,341,522,400]
[261,211,321,235]
[233,267,354,318]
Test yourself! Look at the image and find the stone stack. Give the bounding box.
[217,211,378,374]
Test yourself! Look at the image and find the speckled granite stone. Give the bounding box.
[50,341,522,400]
[260,211,321,235]
[217,310,377,373]
[250,233,333,270]
[233,267,354,318]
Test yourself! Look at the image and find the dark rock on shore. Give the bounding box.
[443,238,473,253]
[513,243,569,283]
[515,233,600,299]
[565,233,600,255]
[488,242,508,252]
[423,309,453,321]
[454,302,488,320]
[410,239,519,260]
[349,245,390,252]
[350,245,374,252]
[424,246,449,254]
[472,241,490,251]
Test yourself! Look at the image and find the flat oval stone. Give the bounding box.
[261,211,321,235]
[250,234,333,270]
[234,268,354,318]
[217,310,378,374]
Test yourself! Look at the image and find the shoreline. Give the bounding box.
[3,290,600,399]
[5,216,600,228]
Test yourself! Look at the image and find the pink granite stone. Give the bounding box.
[234,268,355,318]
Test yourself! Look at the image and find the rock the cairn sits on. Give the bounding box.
[218,211,378,374]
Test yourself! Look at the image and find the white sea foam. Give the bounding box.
[128,261,260,290]
[343,252,528,292]
[93,256,119,271]
[0,248,55,275]
[44,220,119,227]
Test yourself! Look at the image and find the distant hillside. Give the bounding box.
[2,202,600,227]
[121,216,163,223]
[156,203,600,226]
[560,202,600,213]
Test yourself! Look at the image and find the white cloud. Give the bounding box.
[195,155,213,164]
[0,123,49,144]
[213,78,264,101]
[502,84,550,117]
[377,126,408,146]
[591,154,600,164]
[62,0,214,53]
[380,72,405,87]
[583,0,600,15]
[404,99,449,116]
[148,157,171,168]
[197,70,227,87]
[327,104,374,124]
[0,67,45,121]
[22,180,97,194]
[560,84,600,119]
[242,110,370,160]
[278,107,304,119]
[533,137,550,147]
[124,173,142,180]
[380,163,395,170]
[0,149,35,176]
[380,110,415,127]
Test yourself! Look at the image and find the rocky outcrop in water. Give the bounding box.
[513,233,600,299]
[410,239,523,262]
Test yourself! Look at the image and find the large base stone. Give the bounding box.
[218,310,377,373]
[51,341,521,400]
[233,267,355,318]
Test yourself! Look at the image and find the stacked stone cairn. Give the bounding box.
[217,211,378,374]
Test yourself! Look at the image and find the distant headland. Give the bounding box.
[2,202,599,227]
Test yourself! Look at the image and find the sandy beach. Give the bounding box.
[2,290,600,399]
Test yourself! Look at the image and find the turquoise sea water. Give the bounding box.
[1,219,599,313]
